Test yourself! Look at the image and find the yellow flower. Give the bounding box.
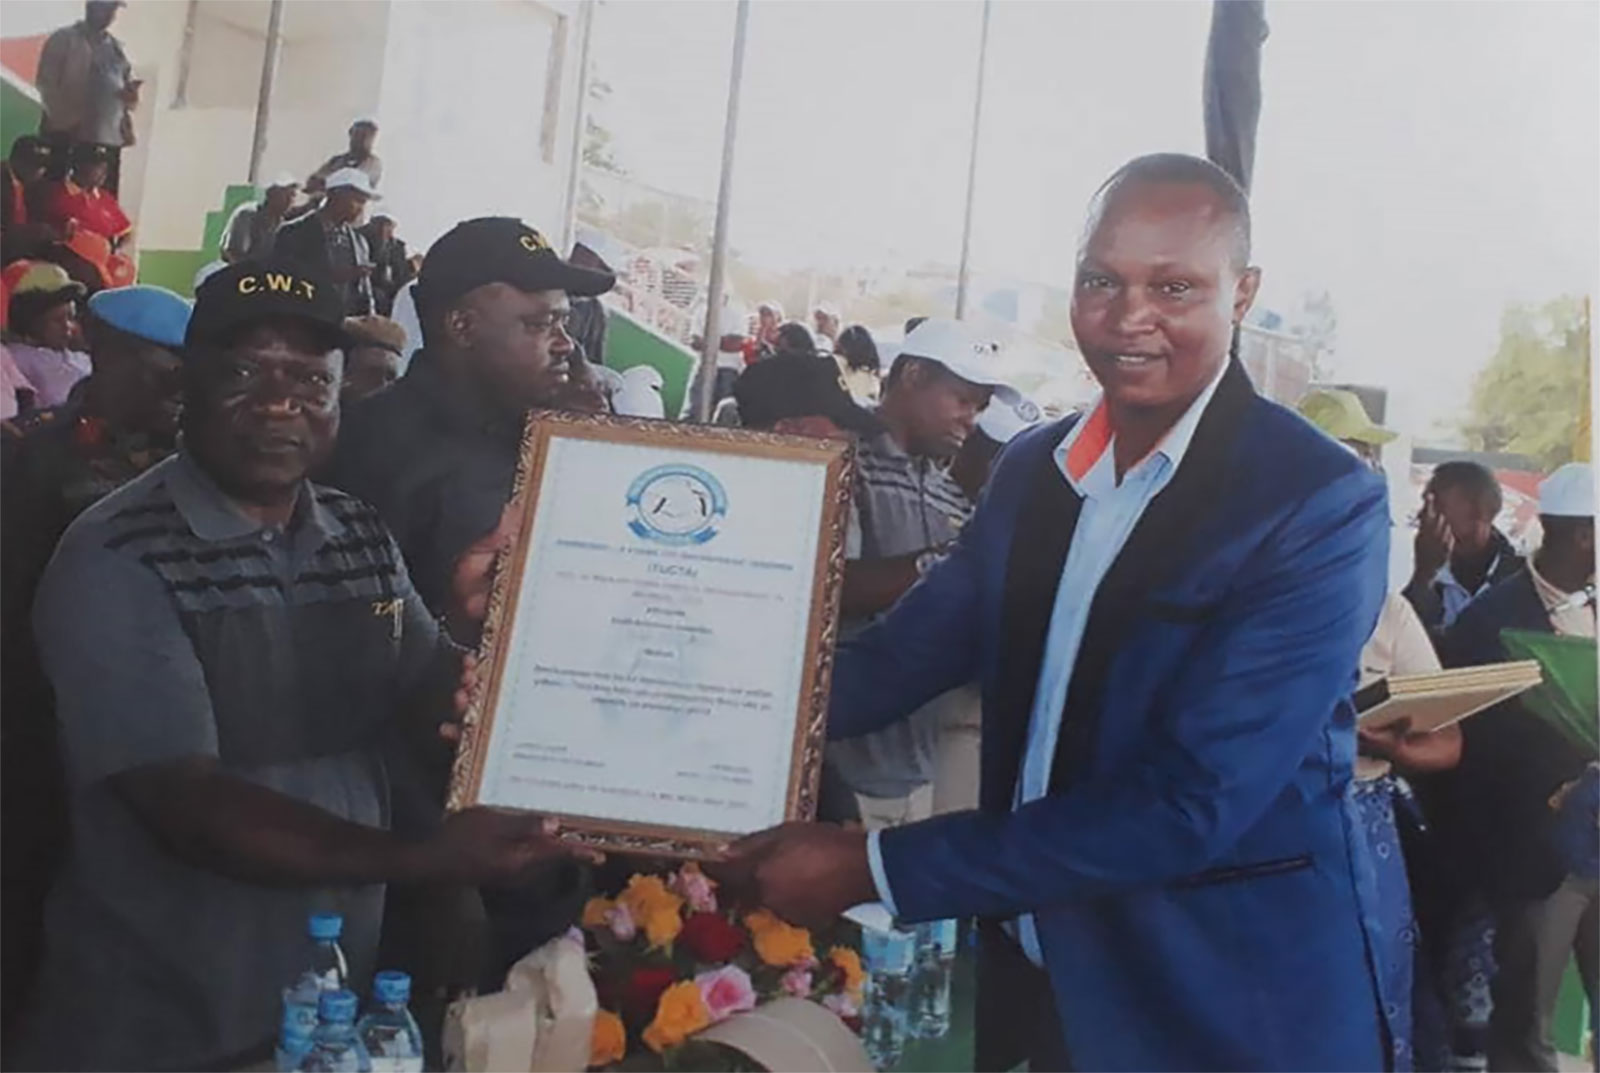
[743,910,815,968]
[581,897,614,930]
[588,1008,626,1068]
[829,946,866,999]
[619,874,683,922]
[641,980,711,1053]
[642,901,684,950]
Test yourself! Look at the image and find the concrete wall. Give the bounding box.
[375,0,583,250]
[117,0,390,253]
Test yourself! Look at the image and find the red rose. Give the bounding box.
[625,966,679,1020]
[679,912,747,964]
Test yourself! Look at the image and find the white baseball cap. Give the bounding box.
[1539,462,1595,518]
[978,395,1044,444]
[897,317,1019,404]
[324,167,380,200]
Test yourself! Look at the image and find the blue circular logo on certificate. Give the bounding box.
[626,464,728,545]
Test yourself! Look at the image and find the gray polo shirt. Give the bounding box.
[831,430,975,800]
[18,451,447,1071]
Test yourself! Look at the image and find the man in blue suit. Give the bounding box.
[722,153,1394,1071]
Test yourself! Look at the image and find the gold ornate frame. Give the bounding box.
[446,410,855,859]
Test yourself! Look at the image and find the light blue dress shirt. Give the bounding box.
[866,363,1228,964]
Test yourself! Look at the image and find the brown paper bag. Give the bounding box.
[440,935,598,1072]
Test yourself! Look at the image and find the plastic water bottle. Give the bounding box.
[277,913,351,1070]
[302,912,350,991]
[298,989,371,1072]
[860,925,916,1069]
[356,971,424,1073]
[911,919,958,1039]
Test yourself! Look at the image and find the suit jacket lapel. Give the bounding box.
[987,423,1082,813]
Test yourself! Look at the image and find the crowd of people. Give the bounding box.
[0,13,1594,1070]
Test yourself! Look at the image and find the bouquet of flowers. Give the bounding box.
[580,863,866,1070]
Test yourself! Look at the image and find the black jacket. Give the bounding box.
[1421,570,1591,904]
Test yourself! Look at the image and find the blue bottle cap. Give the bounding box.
[318,988,359,1023]
[373,970,411,1005]
[308,912,343,941]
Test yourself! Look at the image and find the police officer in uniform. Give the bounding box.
[0,283,190,1038]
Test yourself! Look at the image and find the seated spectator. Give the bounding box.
[5,263,90,408]
[41,143,130,247]
[306,118,383,193]
[751,300,783,358]
[813,303,841,347]
[773,320,821,358]
[341,314,407,403]
[733,349,881,439]
[221,174,300,263]
[2,137,61,265]
[275,168,378,315]
[360,214,412,317]
[834,323,881,404]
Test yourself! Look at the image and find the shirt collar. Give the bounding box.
[1433,528,1512,595]
[166,449,339,546]
[1053,358,1228,493]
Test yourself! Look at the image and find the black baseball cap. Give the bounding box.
[414,217,615,318]
[185,258,350,353]
[734,353,882,435]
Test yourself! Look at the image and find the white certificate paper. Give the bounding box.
[470,431,839,842]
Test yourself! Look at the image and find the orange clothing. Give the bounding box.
[43,180,130,243]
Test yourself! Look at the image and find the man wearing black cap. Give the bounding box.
[332,216,615,613]
[14,258,580,1071]
[330,217,616,990]
[732,349,883,440]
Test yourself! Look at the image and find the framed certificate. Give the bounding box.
[447,411,856,858]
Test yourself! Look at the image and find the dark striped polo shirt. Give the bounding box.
[19,451,447,1072]
[847,429,974,563]
[832,430,976,801]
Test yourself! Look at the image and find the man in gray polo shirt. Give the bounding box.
[16,257,580,1071]
[830,317,1017,824]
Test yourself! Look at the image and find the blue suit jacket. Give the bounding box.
[829,362,1393,1071]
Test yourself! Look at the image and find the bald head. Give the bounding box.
[1083,153,1252,272]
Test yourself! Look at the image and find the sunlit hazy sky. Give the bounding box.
[593,0,1599,438]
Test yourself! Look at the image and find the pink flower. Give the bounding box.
[694,965,757,1023]
[606,903,637,942]
[780,967,814,998]
[671,865,719,914]
[822,992,859,1020]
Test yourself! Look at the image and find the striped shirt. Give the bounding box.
[20,451,447,1071]
[847,429,973,562]
[832,430,975,800]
